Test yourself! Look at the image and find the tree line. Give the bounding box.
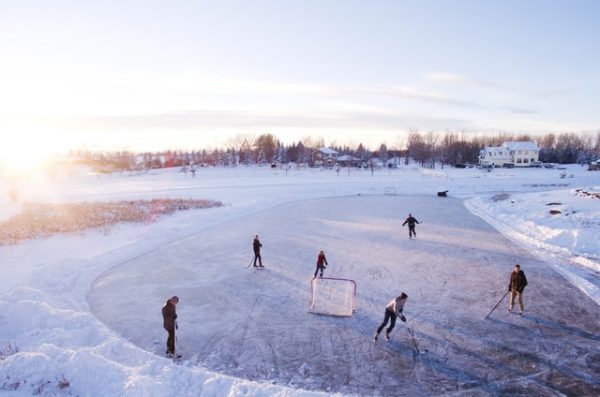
[72,131,600,172]
[406,130,600,168]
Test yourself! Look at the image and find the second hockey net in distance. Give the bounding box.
[309,277,356,317]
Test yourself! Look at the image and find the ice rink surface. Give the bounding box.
[89,194,600,396]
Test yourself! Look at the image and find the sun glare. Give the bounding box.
[0,135,53,177]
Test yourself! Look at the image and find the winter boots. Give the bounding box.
[373,331,391,341]
[166,351,182,359]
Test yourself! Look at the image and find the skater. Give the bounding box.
[508,264,528,314]
[402,213,420,239]
[253,235,263,267]
[313,250,328,278]
[162,295,180,358]
[374,293,407,341]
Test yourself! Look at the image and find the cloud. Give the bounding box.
[348,84,485,109]
[425,71,566,97]
[25,108,471,135]
[424,72,469,84]
[501,106,540,115]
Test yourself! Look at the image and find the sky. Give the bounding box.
[1,0,599,158]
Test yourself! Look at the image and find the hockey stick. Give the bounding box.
[485,290,509,319]
[247,257,254,267]
[172,320,182,360]
[174,320,177,353]
[406,326,420,354]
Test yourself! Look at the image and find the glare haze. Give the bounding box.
[1,0,599,155]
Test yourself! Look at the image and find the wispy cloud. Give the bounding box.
[425,71,567,97]
[424,72,469,84]
[169,77,484,109]
[501,106,540,115]
[344,84,484,109]
[27,108,471,134]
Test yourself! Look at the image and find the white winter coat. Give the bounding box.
[386,297,406,316]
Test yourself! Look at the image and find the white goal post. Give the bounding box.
[309,277,356,317]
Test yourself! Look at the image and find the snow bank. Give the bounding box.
[0,286,333,397]
[465,187,600,304]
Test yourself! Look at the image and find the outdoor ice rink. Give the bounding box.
[89,194,600,396]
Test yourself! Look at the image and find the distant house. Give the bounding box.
[386,156,403,168]
[337,154,361,167]
[479,141,540,167]
[315,147,339,167]
[370,157,385,168]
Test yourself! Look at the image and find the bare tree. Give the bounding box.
[378,143,389,162]
[424,131,439,168]
[440,131,458,167]
[407,131,427,166]
[254,133,277,163]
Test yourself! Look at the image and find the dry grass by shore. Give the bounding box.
[0,199,222,246]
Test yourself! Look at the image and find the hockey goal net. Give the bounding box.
[310,277,356,317]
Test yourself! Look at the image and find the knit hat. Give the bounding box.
[170,295,180,302]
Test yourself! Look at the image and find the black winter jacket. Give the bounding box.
[402,216,420,227]
[162,300,177,331]
[509,270,528,293]
[253,239,262,253]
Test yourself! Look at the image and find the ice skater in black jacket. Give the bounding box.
[402,213,420,239]
[253,235,263,267]
[162,295,180,358]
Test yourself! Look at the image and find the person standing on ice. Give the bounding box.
[253,235,263,267]
[508,264,528,315]
[374,293,407,341]
[162,295,180,358]
[402,213,420,239]
[313,250,328,278]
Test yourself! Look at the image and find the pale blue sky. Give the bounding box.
[1,0,599,154]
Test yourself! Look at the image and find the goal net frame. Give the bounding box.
[309,277,357,317]
[384,187,397,196]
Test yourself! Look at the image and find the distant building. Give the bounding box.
[479,141,540,167]
[386,156,403,168]
[337,154,361,167]
[315,147,339,167]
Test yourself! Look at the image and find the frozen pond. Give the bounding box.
[89,195,600,396]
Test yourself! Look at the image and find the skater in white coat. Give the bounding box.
[374,293,407,341]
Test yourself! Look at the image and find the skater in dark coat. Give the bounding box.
[402,213,420,239]
[253,235,263,267]
[508,264,528,314]
[374,293,407,341]
[162,295,179,357]
[313,250,328,278]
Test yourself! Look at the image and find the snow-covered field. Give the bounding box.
[1,165,599,396]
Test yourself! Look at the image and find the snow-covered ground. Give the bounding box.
[1,165,599,396]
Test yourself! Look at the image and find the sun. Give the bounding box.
[0,134,54,177]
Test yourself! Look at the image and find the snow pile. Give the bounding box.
[0,287,331,397]
[465,186,600,304]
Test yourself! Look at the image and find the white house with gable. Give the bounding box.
[314,147,339,167]
[479,141,540,167]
